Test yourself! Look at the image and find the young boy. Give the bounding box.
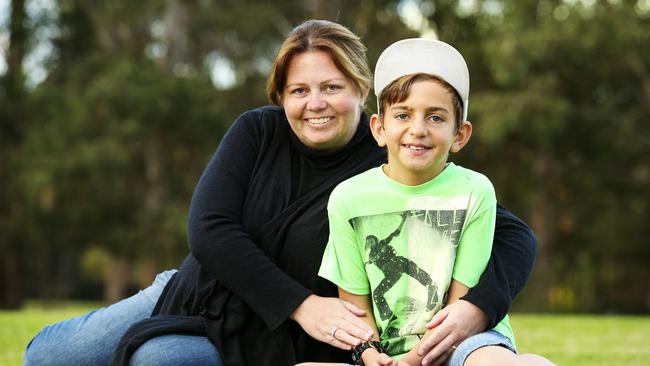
[316,39,554,366]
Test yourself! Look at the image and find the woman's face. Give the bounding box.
[282,51,365,151]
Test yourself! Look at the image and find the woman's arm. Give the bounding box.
[417,204,537,365]
[188,110,308,330]
[462,203,537,326]
[188,109,372,348]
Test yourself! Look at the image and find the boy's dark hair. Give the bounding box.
[378,73,464,131]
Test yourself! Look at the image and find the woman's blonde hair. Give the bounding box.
[266,20,372,105]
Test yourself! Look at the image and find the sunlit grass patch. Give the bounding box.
[511,314,650,366]
[0,301,104,366]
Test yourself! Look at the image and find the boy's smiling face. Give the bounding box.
[370,79,472,186]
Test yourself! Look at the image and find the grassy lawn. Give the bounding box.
[0,301,104,366]
[1,303,649,365]
[511,314,650,365]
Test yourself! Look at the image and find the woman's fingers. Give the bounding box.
[340,299,367,317]
[292,295,374,349]
[327,334,353,351]
[428,346,455,366]
[322,315,372,348]
[328,325,370,348]
[333,299,373,343]
[341,314,374,342]
[425,305,448,330]
[419,328,458,365]
[419,300,489,365]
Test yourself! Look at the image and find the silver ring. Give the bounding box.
[451,344,458,350]
[331,326,340,339]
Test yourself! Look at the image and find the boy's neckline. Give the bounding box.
[378,162,455,191]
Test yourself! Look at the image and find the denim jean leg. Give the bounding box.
[23,269,177,366]
[130,334,223,366]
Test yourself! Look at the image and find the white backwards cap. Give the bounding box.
[374,38,470,120]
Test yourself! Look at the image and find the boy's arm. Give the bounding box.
[339,288,380,337]
[416,206,536,364]
[339,288,395,366]
[418,182,499,365]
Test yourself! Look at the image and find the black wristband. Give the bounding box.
[351,341,386,365]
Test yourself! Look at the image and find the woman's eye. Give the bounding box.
[291,88,307,97]
[324,84,340,92]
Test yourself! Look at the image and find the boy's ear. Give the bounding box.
[370,114,387,147]
[450,120,472,153]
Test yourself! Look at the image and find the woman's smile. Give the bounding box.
[305,116,335,126]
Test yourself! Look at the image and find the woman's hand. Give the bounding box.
[290,294,374,350]
[417,300,488,365]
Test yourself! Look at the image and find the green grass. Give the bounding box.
[0,301,104,366]
[1,303,649,366]
[511,314,650,365]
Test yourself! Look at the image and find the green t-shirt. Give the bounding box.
[318,163,514,358]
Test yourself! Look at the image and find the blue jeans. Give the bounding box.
[23,270,223,366]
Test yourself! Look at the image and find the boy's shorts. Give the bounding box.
[444,330,516,366]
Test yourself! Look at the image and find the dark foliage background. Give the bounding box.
[1,0,648,313]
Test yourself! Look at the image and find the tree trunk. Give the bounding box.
[0,249,21,309]
[0,0,27,310]
[527,155,556,310]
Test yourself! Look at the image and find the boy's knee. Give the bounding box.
[519,354,557,366]
[463,345,518,366]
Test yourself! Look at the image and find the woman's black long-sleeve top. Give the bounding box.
[113,106,536,365]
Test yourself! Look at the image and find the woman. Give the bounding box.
[24,20,536,366]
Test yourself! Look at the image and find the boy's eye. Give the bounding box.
[395,113,410,121]
[428,115,444,123]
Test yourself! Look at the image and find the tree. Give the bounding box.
[0,0,28,309]
[12,0,415,303]
[421,0,650,312]
[4,0,647,312]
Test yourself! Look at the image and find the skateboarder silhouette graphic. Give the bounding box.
[365,211,438,322]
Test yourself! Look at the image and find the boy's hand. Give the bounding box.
[397,349,421,366]
[362,348,398,366]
